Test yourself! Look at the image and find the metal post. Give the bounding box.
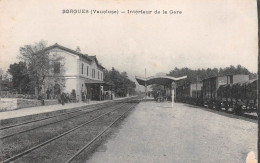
[145,82,147,99]
[171,82,175,108]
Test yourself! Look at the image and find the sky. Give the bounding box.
[0,0,258,91]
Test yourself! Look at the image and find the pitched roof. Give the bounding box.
[39,43,105,70]
[88,55,105,69]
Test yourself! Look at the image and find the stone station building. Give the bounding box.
[40,43,112,102]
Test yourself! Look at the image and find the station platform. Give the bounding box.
[0,96,135,121]
[87,101,257,163]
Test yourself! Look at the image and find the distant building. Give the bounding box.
[177,83,202,98]
[40,43,111,101]
[190,83,203,98]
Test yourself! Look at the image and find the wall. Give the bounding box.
[0,98,58,111]
[64,77,78,94]
[48,48,79,76]
[77,78,87,101]
[79,59,103,81]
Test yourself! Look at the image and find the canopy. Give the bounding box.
[135,75,187,86]
[84,78,114,86]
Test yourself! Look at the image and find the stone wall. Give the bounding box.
[0,98,58,111]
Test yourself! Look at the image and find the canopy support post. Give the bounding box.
[171,81,176,108]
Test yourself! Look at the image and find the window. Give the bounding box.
[81,64,84,74]
[98,71,99,79]
[101,73,102,80]
[93,69,95,78]
[54,62,60,73]
[87,66,89,76]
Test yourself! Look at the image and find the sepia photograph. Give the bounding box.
[0,0,258,162]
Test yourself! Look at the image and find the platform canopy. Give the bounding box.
[135,75,187,86]
[84,78,114,86]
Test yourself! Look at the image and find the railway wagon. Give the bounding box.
[217,79,257,113]
[202,74,249,108]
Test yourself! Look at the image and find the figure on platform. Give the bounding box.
[86,93,90,103]
[46,88,51,99]
[59,92,66,105]
[81,91,85,102]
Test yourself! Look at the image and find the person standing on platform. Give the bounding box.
[59,92,66,105]
[86,93,90,103]
[84,91,87,103]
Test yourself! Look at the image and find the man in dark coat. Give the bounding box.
[60,92,66,105]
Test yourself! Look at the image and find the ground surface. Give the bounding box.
[87,101,257,163]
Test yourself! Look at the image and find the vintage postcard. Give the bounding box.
[0,0,258,162]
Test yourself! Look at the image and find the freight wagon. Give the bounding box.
[176,74,256,114]
[217,79,257,113]
[202,74,249,109]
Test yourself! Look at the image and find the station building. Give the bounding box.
[40,43,112,102]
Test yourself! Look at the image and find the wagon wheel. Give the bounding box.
[212,102,216,110]
[230,102,236,114]
[224,102,229,112]
[234,105,242,115]
[208,102,212,109]
[215,101,221,111]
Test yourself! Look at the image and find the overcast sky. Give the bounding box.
[0,0,258,84]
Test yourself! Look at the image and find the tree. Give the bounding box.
[169,65,256,86]
[104,67,136,97]
[18,40,65,96]
[0,68,4,78]
[8,62,30,93]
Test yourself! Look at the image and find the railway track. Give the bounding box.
[66,102,139,163]
[0,102,123,139]
[0,101,114,130]
[1,97,141,162]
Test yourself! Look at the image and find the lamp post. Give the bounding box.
[171,81,176,108]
